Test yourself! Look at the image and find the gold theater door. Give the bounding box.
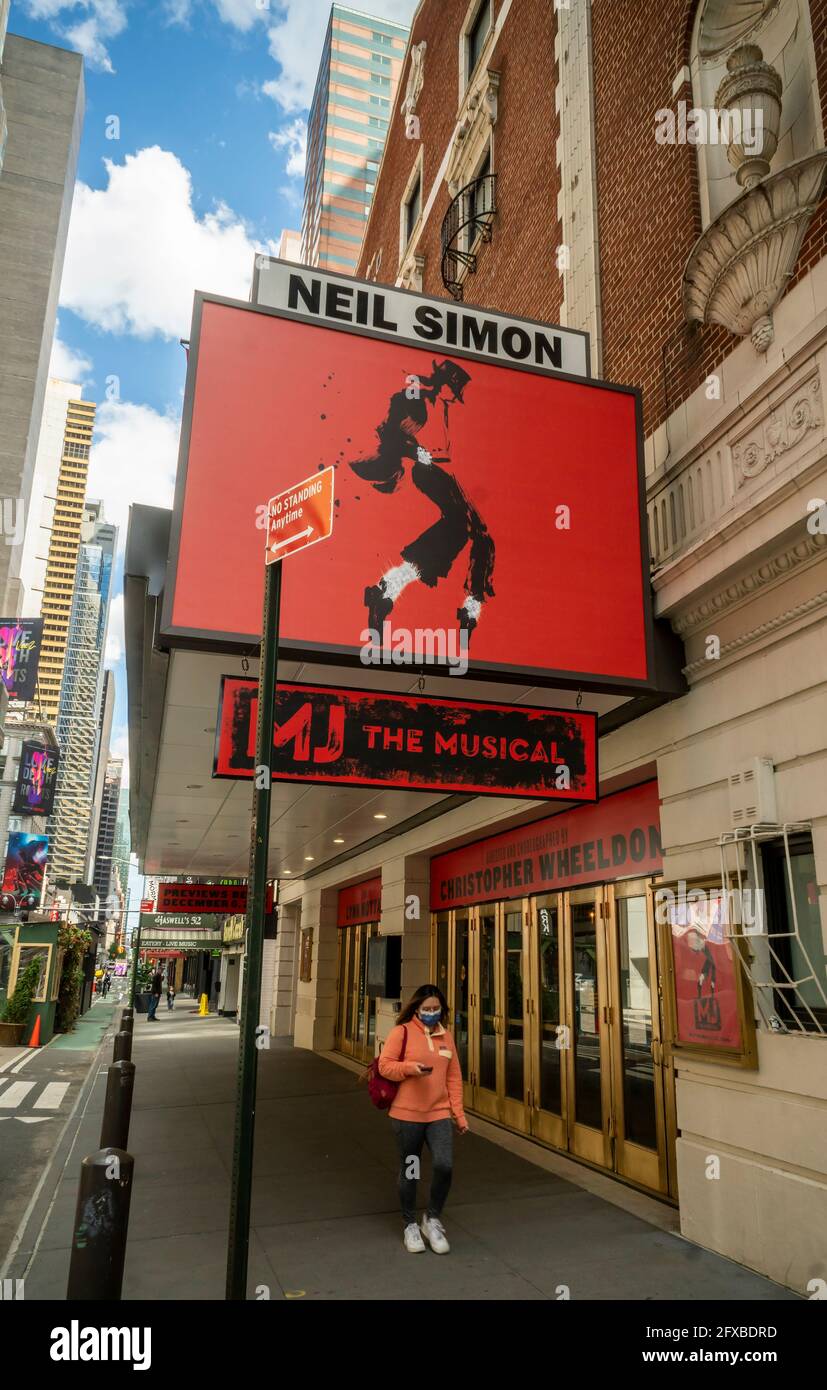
[432,882,674,1197]
[334,922,379,1063]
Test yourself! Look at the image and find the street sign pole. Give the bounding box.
[226,556,282,1301]
[128,916,142,1010]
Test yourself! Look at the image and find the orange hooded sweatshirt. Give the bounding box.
[378,1017,467,1125]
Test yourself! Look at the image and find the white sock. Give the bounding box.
[462,595,482,620]
[381,560,420,600]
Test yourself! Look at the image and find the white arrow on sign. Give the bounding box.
[270,526,313,552]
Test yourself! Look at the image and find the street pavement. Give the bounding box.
[3,997,800,1301]
[0,994,122,1274]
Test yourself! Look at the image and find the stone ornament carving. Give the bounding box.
[673,531,827,637]
[445,69,499,198]
[402,40,426,117]
[683,150,827,352]
[732,372,824,484]
[698,0,779,61]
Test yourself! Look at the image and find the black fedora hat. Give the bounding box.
[431,358,471,402]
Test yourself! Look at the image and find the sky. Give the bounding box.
[9,0,417,793]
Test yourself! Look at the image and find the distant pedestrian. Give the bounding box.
[378,983,468,1255]
[166,982,176,1011]
[101,974,111,997]
[147,970,163,1021]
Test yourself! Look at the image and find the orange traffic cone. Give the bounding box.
[28,1014,41,1048]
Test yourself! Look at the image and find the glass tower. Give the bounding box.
[302,5,409,273]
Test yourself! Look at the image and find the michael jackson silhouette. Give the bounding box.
[349,359,495,637]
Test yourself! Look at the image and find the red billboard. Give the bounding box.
[162,289,654,693]
[430,781,662,910]
[213,676,597,801]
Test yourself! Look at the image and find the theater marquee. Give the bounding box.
[162,271,656,695]
[213,676,598,802]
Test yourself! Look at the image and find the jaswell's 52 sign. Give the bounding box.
[213,676,597,802]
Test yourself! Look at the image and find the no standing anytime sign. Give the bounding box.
[266,466,335,563]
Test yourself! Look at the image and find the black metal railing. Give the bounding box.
[440,172,497,301]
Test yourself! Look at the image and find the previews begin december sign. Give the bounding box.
[163,286,654,694]
[213,676,598,801]
[430,781,662,909]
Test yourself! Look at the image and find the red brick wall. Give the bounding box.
[591,0,827,433]
[359,0,827,436]
[358,0,562,322]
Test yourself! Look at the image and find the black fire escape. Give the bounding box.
[440,172,497,301]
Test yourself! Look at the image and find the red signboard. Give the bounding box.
[155,882,273,914]
[267,466,334,563]
[337,877,382,928]
[163,292,654,693]
[430,781,662,910]
[140,898,155,913]
[668,892,743,1050]
[213,676,598,801]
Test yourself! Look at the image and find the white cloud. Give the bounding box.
[20,1,127,73]
[87,398,181,549]
[49,325,93,382]
[60,146,275,340]
[106,591,124,662]
[268,117,307,177]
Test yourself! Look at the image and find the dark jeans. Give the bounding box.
[391,1117,453,1226]
[147,993,160,1020]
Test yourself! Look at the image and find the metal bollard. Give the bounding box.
[99,1060,136,1151]
[120,1008,134,1032]
[66,1148,134,1300]
[113,1029,132,1063]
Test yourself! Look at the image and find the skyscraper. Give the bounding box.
[92,757,122,921]
[112,785,131,901]
[36,395,96,722]
[301,5,408,273]
[0,20,84,621]
[47,501,117,885]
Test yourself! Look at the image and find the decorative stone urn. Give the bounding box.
[715,43,782,189]
[684,42,827,353]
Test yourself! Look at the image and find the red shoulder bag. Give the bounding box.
[365,1026,407,1110]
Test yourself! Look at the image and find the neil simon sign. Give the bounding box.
[213,676,598,802]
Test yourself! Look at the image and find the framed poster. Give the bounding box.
[299,928,313,984]
[658,878,757,1067]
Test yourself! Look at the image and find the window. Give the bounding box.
[468,148,492,223]
[405,173,421,244]
[467,1,491,81]
[761,834,827,1032]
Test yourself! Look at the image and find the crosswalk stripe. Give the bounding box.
[0,1081,35,1109]
[33,1082,70,1110]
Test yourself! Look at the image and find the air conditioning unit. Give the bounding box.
[728,758,777,828]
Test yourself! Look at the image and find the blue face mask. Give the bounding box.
[419,1009,441,1026]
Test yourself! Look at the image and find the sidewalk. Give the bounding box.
[15,999,798,1301]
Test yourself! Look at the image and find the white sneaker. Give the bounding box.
[403,1222,426,1253]
[421,1215,450,1254]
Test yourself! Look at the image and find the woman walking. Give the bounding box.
[378,983,468,1254]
